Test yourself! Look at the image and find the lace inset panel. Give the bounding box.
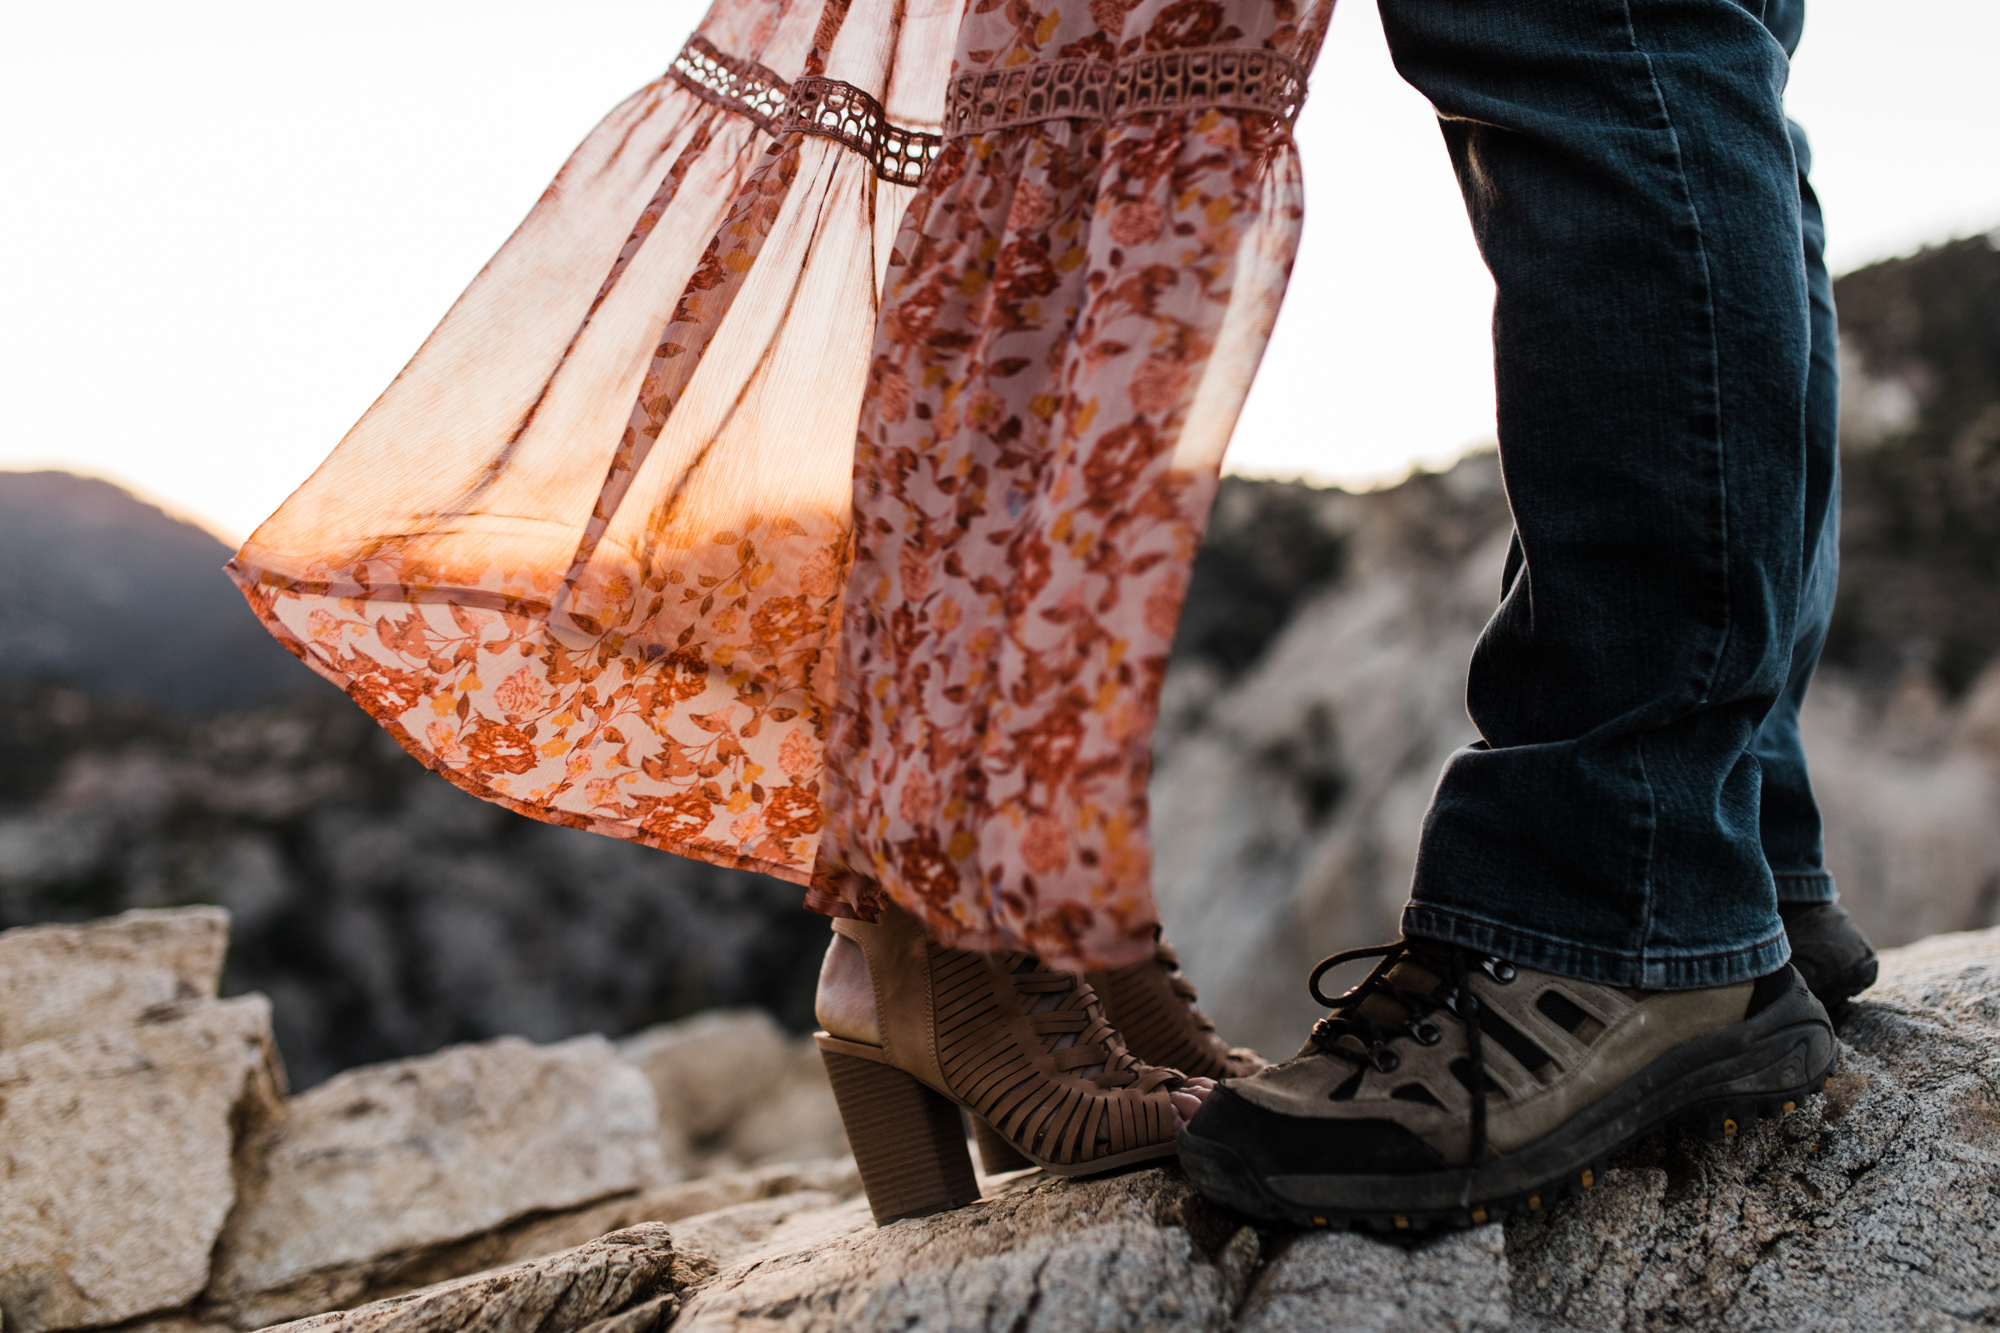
[944,45,1310,138]
[778,76,944,187]
[668,36,792,131]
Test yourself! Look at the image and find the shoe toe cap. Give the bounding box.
[1184,1084,1451,1178]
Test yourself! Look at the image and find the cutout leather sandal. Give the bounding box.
[970,931,1262,1175]
[1087,934,1267,1080]
[816,904,1194,1224]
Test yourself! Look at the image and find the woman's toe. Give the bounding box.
[1169,1077,1215,1126]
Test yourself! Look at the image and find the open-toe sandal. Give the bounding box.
[972,933,1260,1175]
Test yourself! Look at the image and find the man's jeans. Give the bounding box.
[1378,0,1840,988]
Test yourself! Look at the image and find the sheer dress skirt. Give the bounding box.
[230,0,960,882]
[811,0,1330,969]
[230,0,1328,971]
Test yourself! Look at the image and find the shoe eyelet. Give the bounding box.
[1411,1019,1443,1046]
[1482,958,1517,984]
[1370,1044,1401,1073]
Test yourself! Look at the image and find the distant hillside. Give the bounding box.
[0,471,330,714]
[1830,231,2000,695]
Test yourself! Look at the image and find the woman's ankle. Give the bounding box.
[815,932,881,1044]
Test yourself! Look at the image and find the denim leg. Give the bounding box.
[1378,0,1813,987]
[1753,111,1843,907]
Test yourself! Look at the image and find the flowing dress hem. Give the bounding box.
[224,561,817,890]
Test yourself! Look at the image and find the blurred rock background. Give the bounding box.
[2,230,1997,1081]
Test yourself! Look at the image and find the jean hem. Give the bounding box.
[1772,870,1836,903]
[1401,904,1791,990]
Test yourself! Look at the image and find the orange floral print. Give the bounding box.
[809,0,1329,969]
[229,0,961,881]
[228,0,1327,973]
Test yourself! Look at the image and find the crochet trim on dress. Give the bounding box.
[944,45,1309,137]
[778,76,944,187]
[667,38,944,186]
[668,36,792,131]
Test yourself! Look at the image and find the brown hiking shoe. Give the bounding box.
[1780,900,1878,1013]
[1179,939,1836,1231]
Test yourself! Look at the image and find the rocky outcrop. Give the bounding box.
[620,1010,847,1175]
[208,1036,669,1328]
[0,911,283,1333]
[263,1226,700,1333]
[1238,1228,1510,1333]
[0,904,229,1046]
[11,909,2000,1330]
[670,1170,1250,1331]
[0,908,855,1332]
[206,1160,861,1333]
[243,923,2000,1333]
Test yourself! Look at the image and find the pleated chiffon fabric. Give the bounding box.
[813,0,1331,968]
[231,0,959,880]
[230,0,1328,971]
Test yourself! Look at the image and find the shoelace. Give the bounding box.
[1306,940,1510,1166]
[1003,954,1180,1094]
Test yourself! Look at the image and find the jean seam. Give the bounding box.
[1635,729,1658,957]
[1616,0,1734,714]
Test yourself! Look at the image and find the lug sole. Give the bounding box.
[1181,1016,1837,1232]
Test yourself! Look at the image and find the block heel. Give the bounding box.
[818,1037,981,1224]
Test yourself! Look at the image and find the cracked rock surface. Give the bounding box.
[0,911,283,1333]
[208,1034,669,1328]
[9,914,2000,1332]
[1504,927,2000,1331]
[292,927,2000,1333]
[263,1226,700,1333]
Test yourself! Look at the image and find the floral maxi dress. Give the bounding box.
[228,0,1330,972]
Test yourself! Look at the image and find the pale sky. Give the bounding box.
[3,0,1996,542]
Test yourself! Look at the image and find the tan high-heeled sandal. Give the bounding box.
[1087,935,1267,1081]
[969,932,1265,1176]
[815,904,1188,1224]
